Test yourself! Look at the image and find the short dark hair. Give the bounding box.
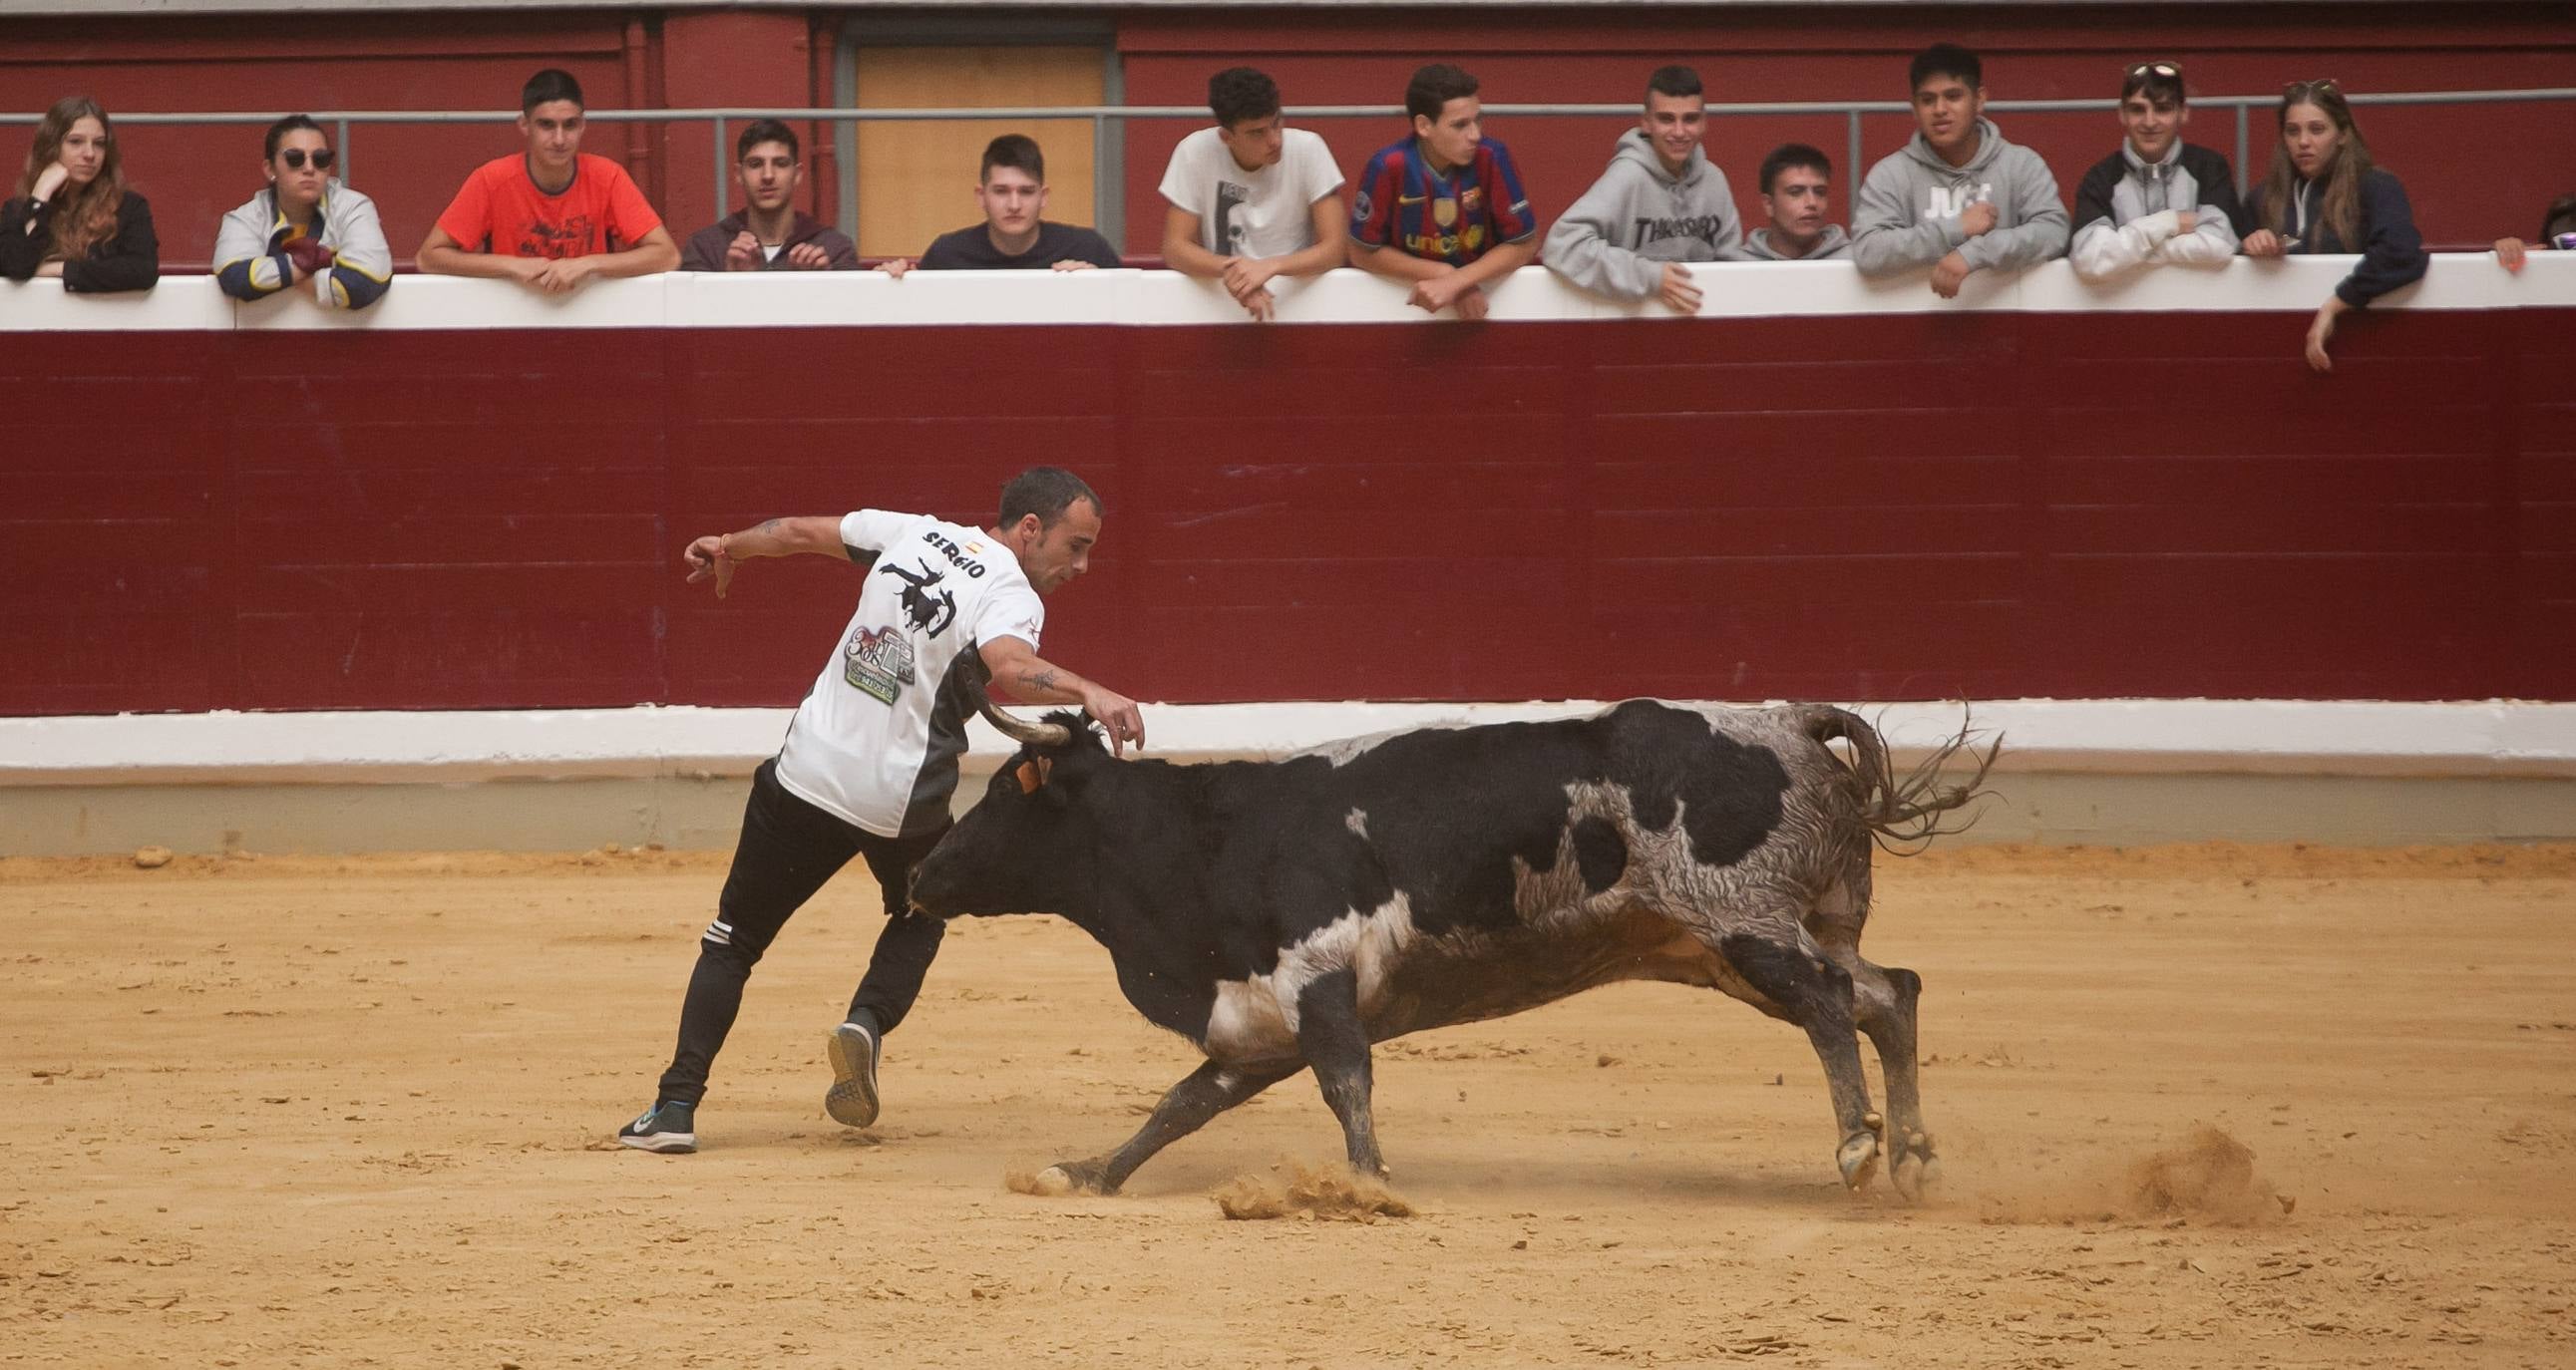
[1208,67,1281,129]
[736,119,798,163]
[2119,60,2187,107]
[1405,63,1479,124]
[1758,143,1831,194]
[264,114,324,162]
[1646,65,1702,102]
[980,134,1044,184]
[523,68,584,114]
[1908,44,1982,94]
[2541,193,2576,241]
[999,467,1102,530]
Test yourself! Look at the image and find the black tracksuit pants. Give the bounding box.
[655,758,949,1108]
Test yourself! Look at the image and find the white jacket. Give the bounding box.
[213,180,392,309]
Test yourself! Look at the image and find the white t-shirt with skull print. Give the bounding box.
[773,511,1045,838]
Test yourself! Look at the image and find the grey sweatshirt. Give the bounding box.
[1740,223,1851,260]
[1543,130,1742,299]
[1849,117,2068,277]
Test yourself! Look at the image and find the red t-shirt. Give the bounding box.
[435,154,662,258]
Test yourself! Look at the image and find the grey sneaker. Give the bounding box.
[825,1020,882,1128]
[616,1101,697,1154]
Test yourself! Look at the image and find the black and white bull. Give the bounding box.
[910,696,1996,1199]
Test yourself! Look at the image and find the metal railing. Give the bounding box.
[10,88,2573,237]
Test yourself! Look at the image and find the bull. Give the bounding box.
[910,696,1996,1199]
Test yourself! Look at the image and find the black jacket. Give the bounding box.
[2249,168,2427,307]
[0,190,159,292]
[917,220,1122,270]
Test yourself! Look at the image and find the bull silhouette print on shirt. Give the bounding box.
[879,559,958,638]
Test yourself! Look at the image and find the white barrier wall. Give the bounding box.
[4,700,2573,787]
[3,252,2571,332]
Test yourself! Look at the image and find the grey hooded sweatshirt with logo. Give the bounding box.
[1543,129,1743,299]
[1740,223,1851,260]
[1850,117,2068,276]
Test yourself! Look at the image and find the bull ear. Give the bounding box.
[1013,757,1054,795]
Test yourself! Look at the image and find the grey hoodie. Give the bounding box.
[1740,223,1851,260]
[1849,117,2068,277]
[1543,129,1742,300]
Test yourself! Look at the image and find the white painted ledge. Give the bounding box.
[3,700,2570,788]
[2,252,2569,331]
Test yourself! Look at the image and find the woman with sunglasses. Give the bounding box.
[214,115,392,309]
[2069,61,2244,280]
[2242,81,2425,373]
[0,95,158,292]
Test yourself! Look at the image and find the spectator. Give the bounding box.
[1349,63,1539,320]
[2494,193,2576,273]
[416,68,679,292]
[1741,144,1850,261]
[680,120,857,272]
[2243,81,2428,373]
[1157,67,1345,320]
[0,96,157,292]
[214,116,392,309]
[2069,62,2244,280]
[881,135,1123,274]
[1544,65,1738,313]
[1851,44,2067,298]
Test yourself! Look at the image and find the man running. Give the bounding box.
[617,467,1145,1154]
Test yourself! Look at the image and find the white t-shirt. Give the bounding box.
[1157,126,1345,259]
[773,512,1044,838]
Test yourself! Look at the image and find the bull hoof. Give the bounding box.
[1029,1160,1117,1198]
[1837,1130,1882,1192]
[1890,1133,1940,1202]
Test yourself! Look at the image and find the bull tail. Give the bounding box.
[1805,706,2002,856]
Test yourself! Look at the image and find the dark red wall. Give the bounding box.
[6,309,2569,716]
[2,3,2570,271]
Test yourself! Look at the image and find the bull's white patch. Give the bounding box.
[1302,727,1432,768]
[1204,892,1416,1060]
[1511,781,1640,930]
[1212,703,1870,1056]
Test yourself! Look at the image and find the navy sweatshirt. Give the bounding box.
[2249,167,2427,308]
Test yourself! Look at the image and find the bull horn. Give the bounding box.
[975,694,1073,749]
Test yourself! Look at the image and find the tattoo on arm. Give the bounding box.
[1020,668,1061,695]
[756,517,781,535]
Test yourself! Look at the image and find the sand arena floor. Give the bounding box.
[5,842,2573,1368]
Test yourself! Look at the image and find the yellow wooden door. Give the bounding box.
[854,46,1104,258]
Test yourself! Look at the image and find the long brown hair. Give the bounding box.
[2260,81,2373,250]
[16,96,128,260]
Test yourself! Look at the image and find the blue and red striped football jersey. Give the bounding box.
[1348,137,1539,267]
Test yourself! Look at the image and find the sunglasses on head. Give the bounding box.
[2284,78,2341,98]
[278,148,335,171]
[2126,62,2182,80]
